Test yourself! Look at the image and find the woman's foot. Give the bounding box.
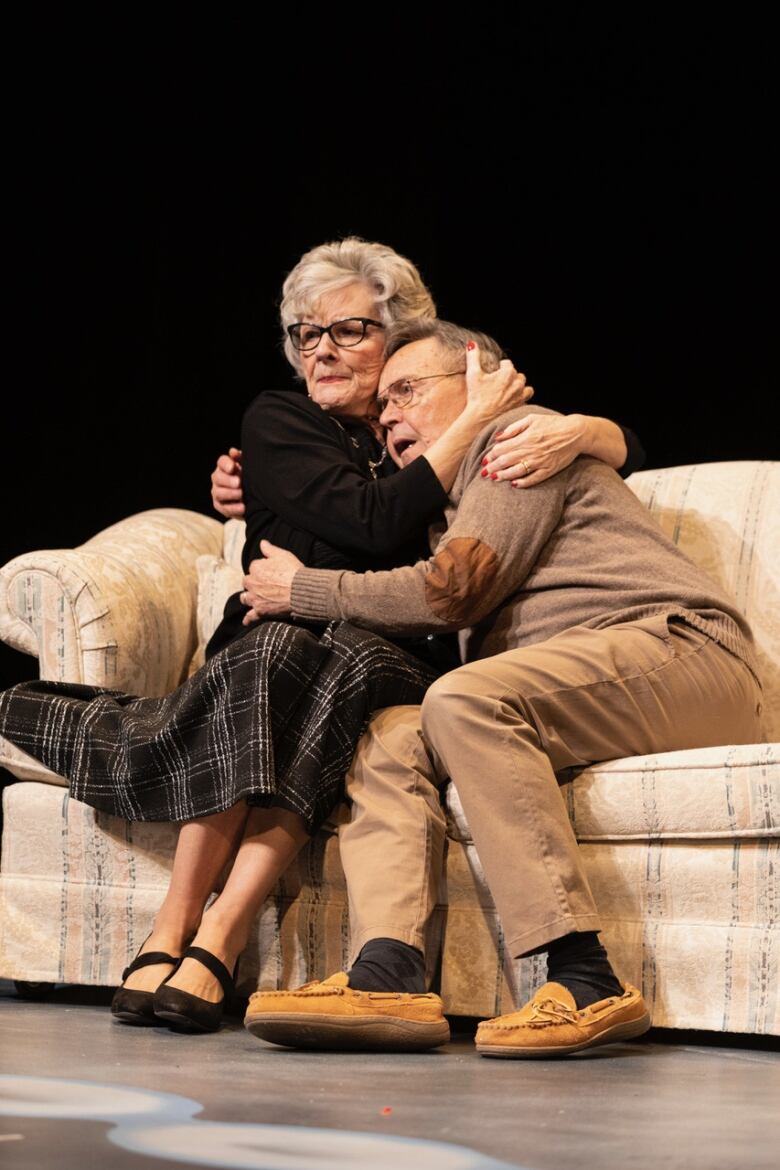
[120,928,191,993]
[153,909,241,1032]
[112,931,190,1026]
[160,912,241,1003]
[153,946,236,1032]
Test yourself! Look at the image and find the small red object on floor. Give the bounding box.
[381,1107,393,1115]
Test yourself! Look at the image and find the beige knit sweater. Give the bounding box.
[291,407,758,676]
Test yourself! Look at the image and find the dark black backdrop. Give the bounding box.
[3,15,774,689]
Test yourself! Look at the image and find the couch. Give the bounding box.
[1,462,778,1033]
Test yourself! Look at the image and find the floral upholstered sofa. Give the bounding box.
[1,462,778,1034]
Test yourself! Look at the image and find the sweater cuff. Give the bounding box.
[618,425,646,478]
[291,568,342,621]
[412,454,451,509]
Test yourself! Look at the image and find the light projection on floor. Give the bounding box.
[0,1074,521,1170]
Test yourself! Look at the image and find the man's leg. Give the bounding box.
[420,618,763,1055]
[243,706,451,1050]
[421,619,761,958]
[339,706,446,991]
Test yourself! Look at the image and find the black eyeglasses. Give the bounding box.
[376,369,466,413]
[287,317,385,352]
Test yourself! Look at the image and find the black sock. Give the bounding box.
[544,931,624,1009]
[347,938,427,994]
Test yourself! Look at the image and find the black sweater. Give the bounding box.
[239,391,449,574]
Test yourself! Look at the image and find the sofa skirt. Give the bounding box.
[2,780,777,1034]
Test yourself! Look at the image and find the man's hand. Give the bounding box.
[211,447,245,518]
[240,541,303,624]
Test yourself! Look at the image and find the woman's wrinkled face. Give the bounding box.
[298,282,386,420]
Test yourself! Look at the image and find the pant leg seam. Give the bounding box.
[496,699,595,927]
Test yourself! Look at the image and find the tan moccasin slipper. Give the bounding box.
[244,972,449,1052]
[476,981,651,1058]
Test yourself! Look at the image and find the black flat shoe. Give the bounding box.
[152,945,236,1033]
[111,947,182,1025]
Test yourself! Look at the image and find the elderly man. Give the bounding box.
[241,320,763,1058]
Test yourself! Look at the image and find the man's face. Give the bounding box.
[378,339,468,468]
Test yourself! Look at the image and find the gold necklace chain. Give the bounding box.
[332,418,388,480]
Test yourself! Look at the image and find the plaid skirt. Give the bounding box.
[0,620,440,832]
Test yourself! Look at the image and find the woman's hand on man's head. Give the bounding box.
[211,447,245,518]
[463,343,534,425]
[240,542,303,624]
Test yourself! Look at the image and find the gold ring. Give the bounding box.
[520,460,530,476]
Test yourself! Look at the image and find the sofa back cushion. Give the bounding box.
[626,462,778,738]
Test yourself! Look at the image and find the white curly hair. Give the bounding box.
[279,237,436,373]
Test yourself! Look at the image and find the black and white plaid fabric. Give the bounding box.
[0,621,439,831]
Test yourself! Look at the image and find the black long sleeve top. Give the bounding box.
[239,391,449,574]
[206,390,448,657]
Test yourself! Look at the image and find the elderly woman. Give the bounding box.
[0,239,641,1035]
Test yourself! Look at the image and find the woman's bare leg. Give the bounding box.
[164,806,310,1002]
[122,801,251,992]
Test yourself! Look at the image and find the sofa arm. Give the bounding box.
[0,508,223,696]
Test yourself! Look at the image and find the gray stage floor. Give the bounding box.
[0,981,778,1170]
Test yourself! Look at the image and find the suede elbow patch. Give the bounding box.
[424,538,499,624]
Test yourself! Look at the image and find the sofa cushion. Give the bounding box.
[0,738,66,785]
[191,520,247,665]
[626,462,779,740]
[194,554,243,665]
[222,519,246,570]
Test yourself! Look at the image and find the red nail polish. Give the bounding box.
[481,457,488,466]
[491,472,498,480]
[467,340,476,351]
[481,468,489,478]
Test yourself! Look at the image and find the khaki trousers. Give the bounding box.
[339,617,763,961]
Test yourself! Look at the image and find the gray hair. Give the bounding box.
[279,237,436,372]
[385,318,506,372]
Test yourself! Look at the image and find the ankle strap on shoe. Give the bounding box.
[122,951,180,981]
[183,946,235,999]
